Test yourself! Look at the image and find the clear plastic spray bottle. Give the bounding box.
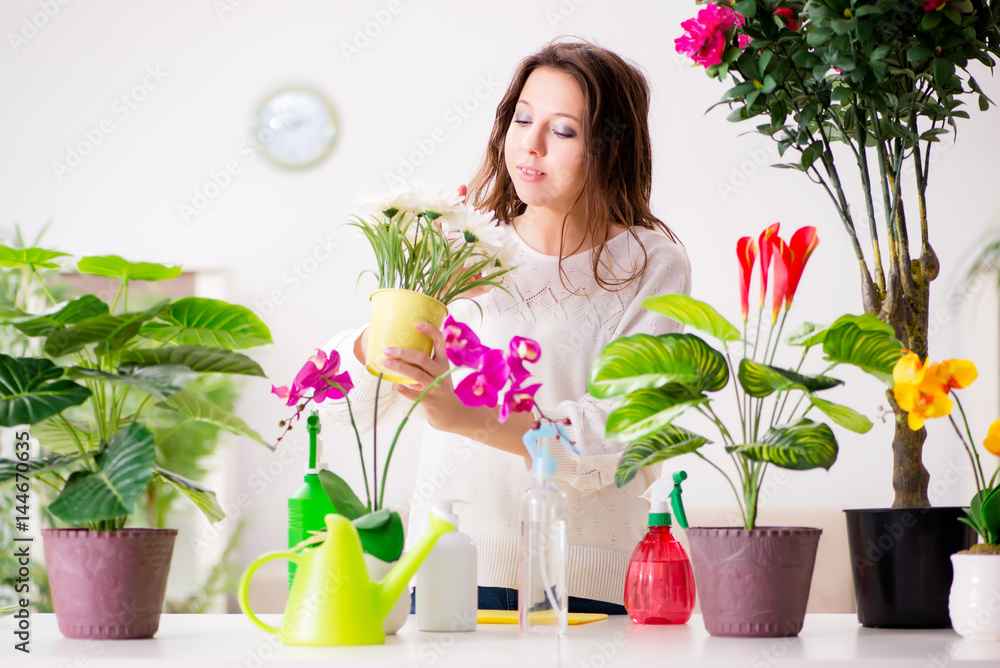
[518,422,570,634]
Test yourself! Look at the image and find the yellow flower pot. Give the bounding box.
[366,289,447,385]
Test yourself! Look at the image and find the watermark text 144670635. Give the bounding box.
[12,430,33,654]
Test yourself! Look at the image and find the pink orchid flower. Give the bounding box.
[292,349,354,403]
[499,382,541,424]
[455,348,510,408]
[675,3,738,68]
[507,335,542,383]
[443,315,486,368]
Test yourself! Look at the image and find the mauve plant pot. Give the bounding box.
[686,527,821,637]
[42,528,177,639]
[844,507,976,628]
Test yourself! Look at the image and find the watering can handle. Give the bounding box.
[238,551,299,635]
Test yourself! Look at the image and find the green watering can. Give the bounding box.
[238,511,455,645]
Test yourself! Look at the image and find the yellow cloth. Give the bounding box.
[476,610,608,625]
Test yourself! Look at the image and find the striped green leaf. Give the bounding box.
[809,396,873,434]
[48,423,156,523]
[738,359,842,397]
[0,245,70,270]
[605,386,707,442]
[32,417,96,454]
[70,365,197,400]
[119,345,265,376]
[139,298,272,350]
[77,255,182,281]
[153,465,224,523]
[589,333,728,399]
[790,313,896,348]
[615,425,709,487]
[641,294,741,342]
[730,419,838,470]
[43,303,167,357]
[157,389,268,446]
[823,321,902,384]
[0,452,91,488]
[9,295,109,337]
[0,355,91,427]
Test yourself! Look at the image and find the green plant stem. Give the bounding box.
[695,450,747,527]
[372,373,382,510]
[952,395,987,494]
[325,379,371,512]
[853,99,886,293]
[28,266,58,305]
[378,367,462,510]
[725,350,745,430]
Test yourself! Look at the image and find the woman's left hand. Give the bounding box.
[383,322,467,433]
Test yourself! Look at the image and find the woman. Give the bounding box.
[322,39,690,613]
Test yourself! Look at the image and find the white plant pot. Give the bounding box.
[949,553,1000,640]
[363,553,410,635]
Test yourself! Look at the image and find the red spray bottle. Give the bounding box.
[624,471,695,624]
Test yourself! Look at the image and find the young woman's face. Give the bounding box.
[504,66,587,213]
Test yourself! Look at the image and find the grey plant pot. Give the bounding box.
[686,526,822,637]
[41,528,177,639]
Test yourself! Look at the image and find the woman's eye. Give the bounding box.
[514,118,532,126]
[554,128,577,139]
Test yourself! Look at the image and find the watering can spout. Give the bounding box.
[377,510,456,618]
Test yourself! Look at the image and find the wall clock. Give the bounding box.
[252,87,338,169]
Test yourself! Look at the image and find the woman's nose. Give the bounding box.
[521,124,545,156]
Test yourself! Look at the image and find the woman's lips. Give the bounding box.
[517,165,546,182]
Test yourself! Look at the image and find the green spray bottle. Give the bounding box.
[286,411,335,588]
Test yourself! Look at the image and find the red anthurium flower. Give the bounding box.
[455,349,509,408]
[770,236,790,323]
[737,236,758,322]
[499,382,541,424]
[783,226,819,309]
[443,315,486,368]
[507,335,542,383]
[294,350,354,403]
[758,222,780,307]
[924,0,948,10]
[774,7,799,30]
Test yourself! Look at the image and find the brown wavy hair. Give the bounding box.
[467,38,677,290]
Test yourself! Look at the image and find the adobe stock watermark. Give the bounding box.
[7,0,71,54]
[405,609,478,667]
[383,74,502,189]
[578,632,627,668]
[177,106,293,225]
[212,0,245,21]
[545,0,588,30]
[51,65,168,183]
[252,233,341,321]
[340,0,412,63]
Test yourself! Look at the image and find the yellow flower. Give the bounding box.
[892,351,954,430]
[931,359,977,391]
[985,419,1000,456]
[893,351,925,385]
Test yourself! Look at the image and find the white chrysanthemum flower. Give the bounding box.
[398,180,463,219]
[354,185,410,221]
[442,205,514,271]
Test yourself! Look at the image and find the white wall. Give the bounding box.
[4,0,999,605]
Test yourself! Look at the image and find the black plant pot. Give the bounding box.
[844,507,976,628]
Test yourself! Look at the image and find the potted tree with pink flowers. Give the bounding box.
[590,223,902,636]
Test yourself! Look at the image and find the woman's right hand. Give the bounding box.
[354,327,370,364]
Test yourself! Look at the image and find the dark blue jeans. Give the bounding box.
[410,587,627,615]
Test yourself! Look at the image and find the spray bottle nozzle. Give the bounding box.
[522,421,574,479]
[306,411,320,472]
[670,471,689,530]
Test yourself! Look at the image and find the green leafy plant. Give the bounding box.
[349,182,513,305]
[0,246,272,531]
[675,0,1000,508]
[589,224,902,529]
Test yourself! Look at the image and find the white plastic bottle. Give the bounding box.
[416,500,478,632]
[518,425,569,634]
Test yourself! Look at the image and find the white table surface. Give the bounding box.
[3,613,1000,667]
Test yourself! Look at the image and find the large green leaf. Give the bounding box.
[738,359,842,397]
[317,469,368,520]
[730,419,838,471]
[119,345,265,376]
[589,333,728,399]
[44,303,167,357]
[77,255,182,281]
[641,294,741,342]
[139,298,272,350]
[32,416,96,454]
[614,425,709,487]
[48,423,156,523]
[157,389,268,446]
[153,465,224,523]
[823,321,903,383]
[0,299,27,321]
[9,295,109,338]
[969,487,1000,544]
[352,508,404,562]
[0,452,91,488]
[809,396,874,434]
[70,365,197,400]
[0,355,91,426]
[0,245,70,270]
[604,386,708,442]
[791,313,896,348]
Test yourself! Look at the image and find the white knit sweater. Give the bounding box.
[320,224,691,604]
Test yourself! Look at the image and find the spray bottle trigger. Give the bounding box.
[670,471,689,530]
